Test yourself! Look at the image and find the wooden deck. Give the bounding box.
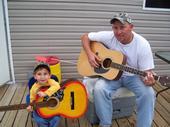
[0,82,169,127]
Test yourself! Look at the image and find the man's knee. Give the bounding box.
[140,87,155,100]
[94,79,106,93]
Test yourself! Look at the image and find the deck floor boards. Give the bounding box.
[0,83,169,127]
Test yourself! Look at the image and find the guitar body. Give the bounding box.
[77,41,126,80]
[36,80,87,118]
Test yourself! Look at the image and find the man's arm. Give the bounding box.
[80,33,92,56]
[80,33,101,67]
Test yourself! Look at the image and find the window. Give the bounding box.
[143,0,170,11]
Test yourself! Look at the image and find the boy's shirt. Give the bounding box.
[30,79,60,103]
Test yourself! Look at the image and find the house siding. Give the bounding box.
[8,0,170,83]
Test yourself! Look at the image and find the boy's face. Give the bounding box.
[34,68,51,85]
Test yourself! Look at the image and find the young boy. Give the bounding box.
[27,63,61,127]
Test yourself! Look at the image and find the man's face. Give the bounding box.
[112,20,133,44]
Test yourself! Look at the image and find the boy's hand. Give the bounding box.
[37,91,47,97]
[27,105,33,112]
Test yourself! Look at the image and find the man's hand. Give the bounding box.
[87,52,101,68]
[143,71,156,86]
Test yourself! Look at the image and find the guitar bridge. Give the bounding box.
[70,92,74,110]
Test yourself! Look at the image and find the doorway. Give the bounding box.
[0,0,11,85]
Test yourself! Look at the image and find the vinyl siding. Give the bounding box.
[8,0,170,83]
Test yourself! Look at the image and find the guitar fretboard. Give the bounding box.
[0,104,27,111]
[0,101,49,112]
[111,62,158,80]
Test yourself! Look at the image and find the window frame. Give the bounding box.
[143,0,170,11]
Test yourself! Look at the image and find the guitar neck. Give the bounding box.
[111,62,159,80]
[78,41,170,87]
[0,101,49,112]
[0,103,28,111]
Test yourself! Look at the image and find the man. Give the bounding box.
[81,12,156,127]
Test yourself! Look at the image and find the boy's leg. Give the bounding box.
[32,111,49,127]
[49,116,61,127]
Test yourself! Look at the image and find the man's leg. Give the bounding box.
[93,78,122,127]
[122,76,156,127]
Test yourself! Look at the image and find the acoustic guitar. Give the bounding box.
[77,41,170,87]
[0,79,88,119]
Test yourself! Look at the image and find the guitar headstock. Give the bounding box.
[157,75,170,87]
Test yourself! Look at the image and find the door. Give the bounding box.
[0,0,10,85]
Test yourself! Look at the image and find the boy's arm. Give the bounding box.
[44,79,60,97]
[30,83,40,103]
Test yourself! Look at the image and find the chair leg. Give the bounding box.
[91,123,99,127]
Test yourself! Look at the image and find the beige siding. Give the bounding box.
[8,0,170,83]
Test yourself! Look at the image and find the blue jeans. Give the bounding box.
[93,76,155,127]
[32,111,61,127]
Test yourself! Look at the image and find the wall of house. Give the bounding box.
[8,0,170,83]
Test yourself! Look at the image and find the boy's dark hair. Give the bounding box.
[33,63,51,74]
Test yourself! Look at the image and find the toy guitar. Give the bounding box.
[77,41,170,87]
[0,79,88,118]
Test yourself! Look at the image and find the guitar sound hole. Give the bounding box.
[48,98,59,108]
[103,58,112,69]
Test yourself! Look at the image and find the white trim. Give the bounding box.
[143,7,170,12]
[3,0,15,84]
[143,0,170,12]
